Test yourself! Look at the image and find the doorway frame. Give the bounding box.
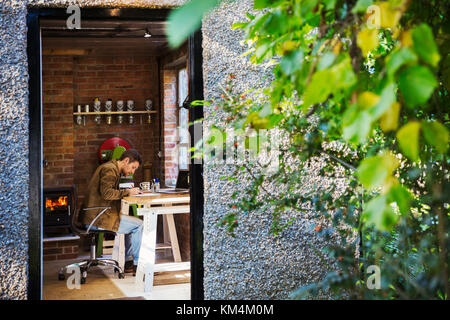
[26,6,204,300]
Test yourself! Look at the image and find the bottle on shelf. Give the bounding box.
[105,99,113,125]
[94,97,101,124]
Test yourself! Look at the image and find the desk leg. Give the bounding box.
[166,214,182,262]
[136,209,157,293]
[112,233,125,272]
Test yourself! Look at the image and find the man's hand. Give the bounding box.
[128,187,142,196]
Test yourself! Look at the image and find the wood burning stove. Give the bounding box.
[43,186,74,228]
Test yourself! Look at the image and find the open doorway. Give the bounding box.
[27,8,204,300]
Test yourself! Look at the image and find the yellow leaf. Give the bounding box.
[332,40,342,55]
[376,1,404,29]
[382,176,398,194]
[282,40,297,53]
[400,29,413,47]
[380,101,401,132]
[358,91,380,109]
[381,151,400,173]
[357,28,379,57]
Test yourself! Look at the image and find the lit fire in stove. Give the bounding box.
[46,196,68,211]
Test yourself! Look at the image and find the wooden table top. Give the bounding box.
[123,191,190,205]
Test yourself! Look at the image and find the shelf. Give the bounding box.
[73,111,157,115]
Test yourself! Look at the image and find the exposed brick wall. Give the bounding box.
[160,45,190,260]
[72,55,161,202]
[43,239,79,261]
[42,53,162,206]
[162,69,178,187]
[43,56,75,187]
[42,49,190,262]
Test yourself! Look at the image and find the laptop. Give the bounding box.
[157,170,190,194]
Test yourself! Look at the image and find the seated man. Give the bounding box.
[80,148,143,274]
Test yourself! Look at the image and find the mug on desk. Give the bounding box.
[140,182,152,192]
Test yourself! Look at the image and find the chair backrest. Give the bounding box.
[112,145,126,160]
[69,184,86,235]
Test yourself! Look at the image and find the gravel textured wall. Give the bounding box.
[1,0,337,299]
[0,1,30,300]
[201,0,338,299]
[0,0,183,300]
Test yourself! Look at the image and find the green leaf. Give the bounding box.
[300,0,318,21]
[317,52,336,71]
[398,65,437,108]
[362,195,398,231]
[302,69,333,108]
[357,153,399,189]
[330,55,357,89]
[387,184,412,216]
[421,120,449,154]
[266,113,284,129]
[254,40,272,62]
[280,49,304,75]
[397,121,421,162]
[323,0,337,10]
[343,108,372,144]
[254,0,282,9]
[166,0,220,48]
[303,55,356,108]
[357,157,389,189]
[385,47,418,76]
[232,22,249,30]
[352,0,373,13]
[412,24,441,68]
[258,103,272,117]
[368,82,397,119]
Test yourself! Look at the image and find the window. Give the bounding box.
[178,68,189,170]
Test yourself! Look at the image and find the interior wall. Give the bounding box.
[160,43,187,187]
[159,44,190,260]
[42,52,161,205]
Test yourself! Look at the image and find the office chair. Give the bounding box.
[58,185,124,284]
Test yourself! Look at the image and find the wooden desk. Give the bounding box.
[121,192,190,293]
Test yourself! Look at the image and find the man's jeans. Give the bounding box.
[86,215,143,266]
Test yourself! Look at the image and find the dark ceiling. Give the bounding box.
[41,19,169,55]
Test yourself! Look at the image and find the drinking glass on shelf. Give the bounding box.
[117,100,124,124]
[94,98,101,124]
[145,99,152,124]
[127,100,134,125]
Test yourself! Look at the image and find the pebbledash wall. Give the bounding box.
[0,0,337,299]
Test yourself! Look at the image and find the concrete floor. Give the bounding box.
[43,251,190,300]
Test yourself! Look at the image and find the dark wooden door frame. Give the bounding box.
[27,10,42,301]
[26,7,204,300]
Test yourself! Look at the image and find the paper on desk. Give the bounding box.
[132,192,160,197]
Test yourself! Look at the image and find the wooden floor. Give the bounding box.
[43,250,190,300]
[43,257,127,300]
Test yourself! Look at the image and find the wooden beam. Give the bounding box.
[42,48,91,55]
[43,37,167,47]
[40,19,167,28]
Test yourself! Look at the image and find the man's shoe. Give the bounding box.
[124,261,134,273]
